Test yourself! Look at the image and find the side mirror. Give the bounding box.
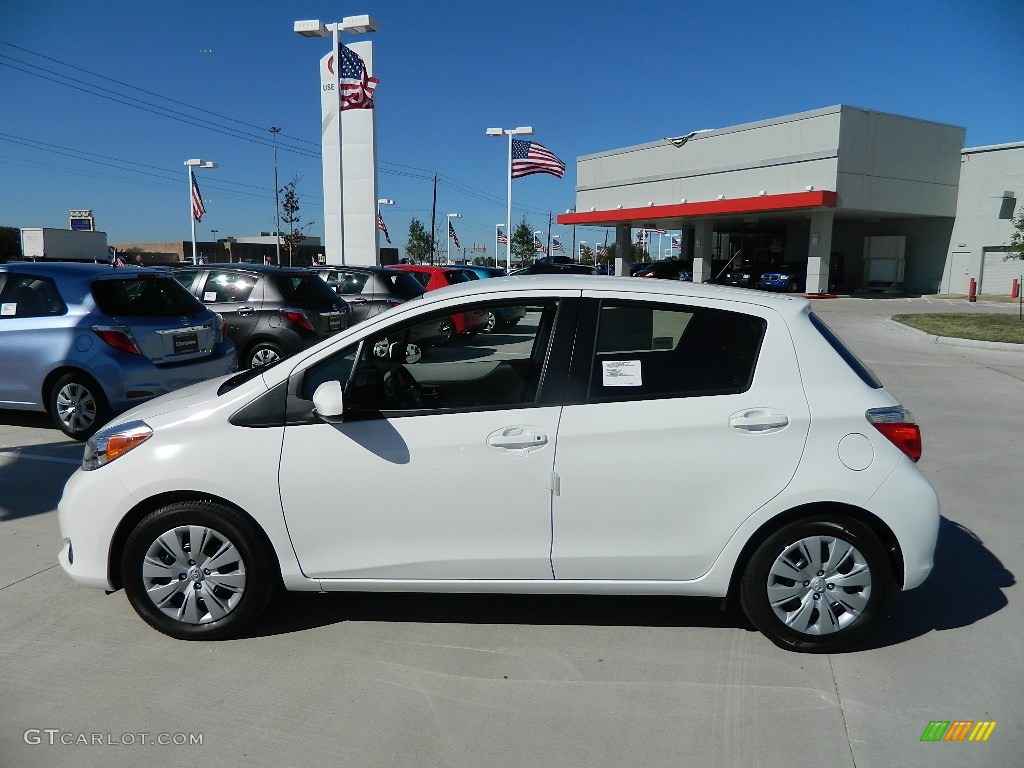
[312,380,345,422]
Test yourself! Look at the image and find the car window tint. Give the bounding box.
[405,271,430,288]
[0,275,66,318]
[384,272,425,299]
[300,344,360,400]
[273,274,340,305]
[588,300,765,402]
[339,273,368,294]
[202,271,257,303]
[171,270,199,289]
[344,300,558,415]
[443,270,472,285]
[91,277,202,316]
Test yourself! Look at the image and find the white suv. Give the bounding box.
[58,276,939,652]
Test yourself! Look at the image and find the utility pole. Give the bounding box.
[270,126,282,265]
[429,174,438,265]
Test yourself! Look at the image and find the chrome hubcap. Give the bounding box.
[55,383,97,433]
[766,535,872,635]
[142,525,247,625]
[251,348,280,367]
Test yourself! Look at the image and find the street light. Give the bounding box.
[184,159,217,265]
[210,229,219,261]
[495,223,506,269]
[294,15,380,265]
[579,241,587,264]
[486,125,534,272]
[447,213,461,265]
[269,126,282,265]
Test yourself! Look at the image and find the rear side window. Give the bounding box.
[809,312,882,388]
[91,277,202,316]
[384,272,425,299]
[272,274,339,305]
[588,301,765,402]
[201,271,257,303]
[443,270,472,285]
[0,275,66,318]
[339,273,369,295]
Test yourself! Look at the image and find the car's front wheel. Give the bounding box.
[436,318,456,344]
[48,372,111,440]
[483,311,498,333]
[739,516,892,652]
[121,501,277,640]
[247,341,284,369]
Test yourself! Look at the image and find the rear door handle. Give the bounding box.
[235,306,254,316]
[729,409,789,433]
[486,426,549,452]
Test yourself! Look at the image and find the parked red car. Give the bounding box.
[391,265,488,341]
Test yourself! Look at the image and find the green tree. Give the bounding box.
[0,226,22,262]
[405,218,433,263]
[511,219,535,266]
[279,176,313,266]
[1008,208,1024,260]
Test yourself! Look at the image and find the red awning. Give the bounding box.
[558,191,837,226]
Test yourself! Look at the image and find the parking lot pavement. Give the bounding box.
[1,297,1021,768]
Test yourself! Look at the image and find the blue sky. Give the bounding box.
[1,0,1022,259]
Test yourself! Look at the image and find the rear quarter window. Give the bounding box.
[91,276,203,316]
[0,275,67,318]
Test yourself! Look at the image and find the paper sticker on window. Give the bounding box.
[1,303,16,316]
[203,292,217,302]
[602,360,642,387]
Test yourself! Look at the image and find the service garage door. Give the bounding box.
[979,249,1023,295]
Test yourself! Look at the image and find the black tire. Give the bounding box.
[48,372,111,440]
[739,515,892,653]
[436,318,455,344]
[483,311,497,334]
[121,500,277,640]
[788,280,801,293]
[247,341,285,369]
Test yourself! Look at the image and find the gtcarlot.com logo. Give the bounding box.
[921,721,997,742]
[24,729,203,747]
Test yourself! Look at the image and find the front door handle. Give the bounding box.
[486,426,549,452]
[729,409,789,433]
[235,306,254,316]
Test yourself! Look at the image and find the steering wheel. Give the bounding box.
[382,364,425,409]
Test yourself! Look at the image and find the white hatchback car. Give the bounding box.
[58,276,939,652]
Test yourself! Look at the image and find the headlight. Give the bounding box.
[82,420,153,471]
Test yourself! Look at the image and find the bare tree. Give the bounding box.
[279,176,313,266]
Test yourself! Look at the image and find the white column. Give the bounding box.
[691,220,714,283]
[806,209,834,293]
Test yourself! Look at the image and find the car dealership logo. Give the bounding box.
[921,720,997,742]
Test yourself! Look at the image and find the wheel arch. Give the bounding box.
[42,365,109,414]
[107,490,283,591]
[725,502,904,604]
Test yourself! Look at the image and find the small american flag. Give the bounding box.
[648,227,666,234]
[448,220,461,250]
[533,235,547,252]
[496,229,508,244]
[190,170,205,222]
[551,239,564,252]
[511,139,565,179]
[337,43,379,110]
[597,243,608,256]
[377,211,391,244]
[672,237,681,250]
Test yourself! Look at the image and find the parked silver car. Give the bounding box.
[0,262,236,438]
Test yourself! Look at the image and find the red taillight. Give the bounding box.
[866,406,922,462]
[92,326,141,355]
[281,309,314,332]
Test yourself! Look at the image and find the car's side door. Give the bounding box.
[277,295,576,581]
[0,273,69,408]
[194,269,261,348]
[551,295,810,581]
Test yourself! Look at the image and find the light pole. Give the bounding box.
[376,198,393,263]
[210,229,218,262]
[294,15,379,266]
[269,126,282,265]
[447,213,461,265]
[579,241,587,264]
[495,223,506,269]
[184,158,217,265]
[485,125,533,272]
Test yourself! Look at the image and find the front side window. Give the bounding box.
[588,301,765,402]
[0,275,66,318]
[200,271,257,304]
[317,300,558,415]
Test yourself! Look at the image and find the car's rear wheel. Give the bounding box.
[483,311,497,333]
[247,341,284,369]
[740,516,892,653]
[121,501,276,640]
[48,372,111,440]
[436,318,455,344]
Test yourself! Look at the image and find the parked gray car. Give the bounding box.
[0,262,236,439]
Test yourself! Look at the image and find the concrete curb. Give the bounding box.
[885,319,1024,352]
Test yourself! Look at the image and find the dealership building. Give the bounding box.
[558,105,1023,294]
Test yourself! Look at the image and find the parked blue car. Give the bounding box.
[0,262,236,438]
[451,266,526,332]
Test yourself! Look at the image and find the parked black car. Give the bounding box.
[634,259,693,281]
[722,261,765,288]
[510,262,596,276]
[311,265,425,324]
[170,264,350,369]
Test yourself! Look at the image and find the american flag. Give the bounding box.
[671,237,681,250]
[110,252,126,267]
[337,43,379,110]
[511,139,566,179]
[190,170,205,222]
[636,231,648,244]
[551,239,565,252]
[377,211,391,244]
[533,235,547,252]
[496,229,508,244]
[648,227,666,234]
[448,220,461,249]
[597,243,608,256]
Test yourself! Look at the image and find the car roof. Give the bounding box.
[0,262,162,280]
[318,264,405,274]
[172,263,311,275]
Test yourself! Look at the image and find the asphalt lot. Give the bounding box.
[0,295,1021,768]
